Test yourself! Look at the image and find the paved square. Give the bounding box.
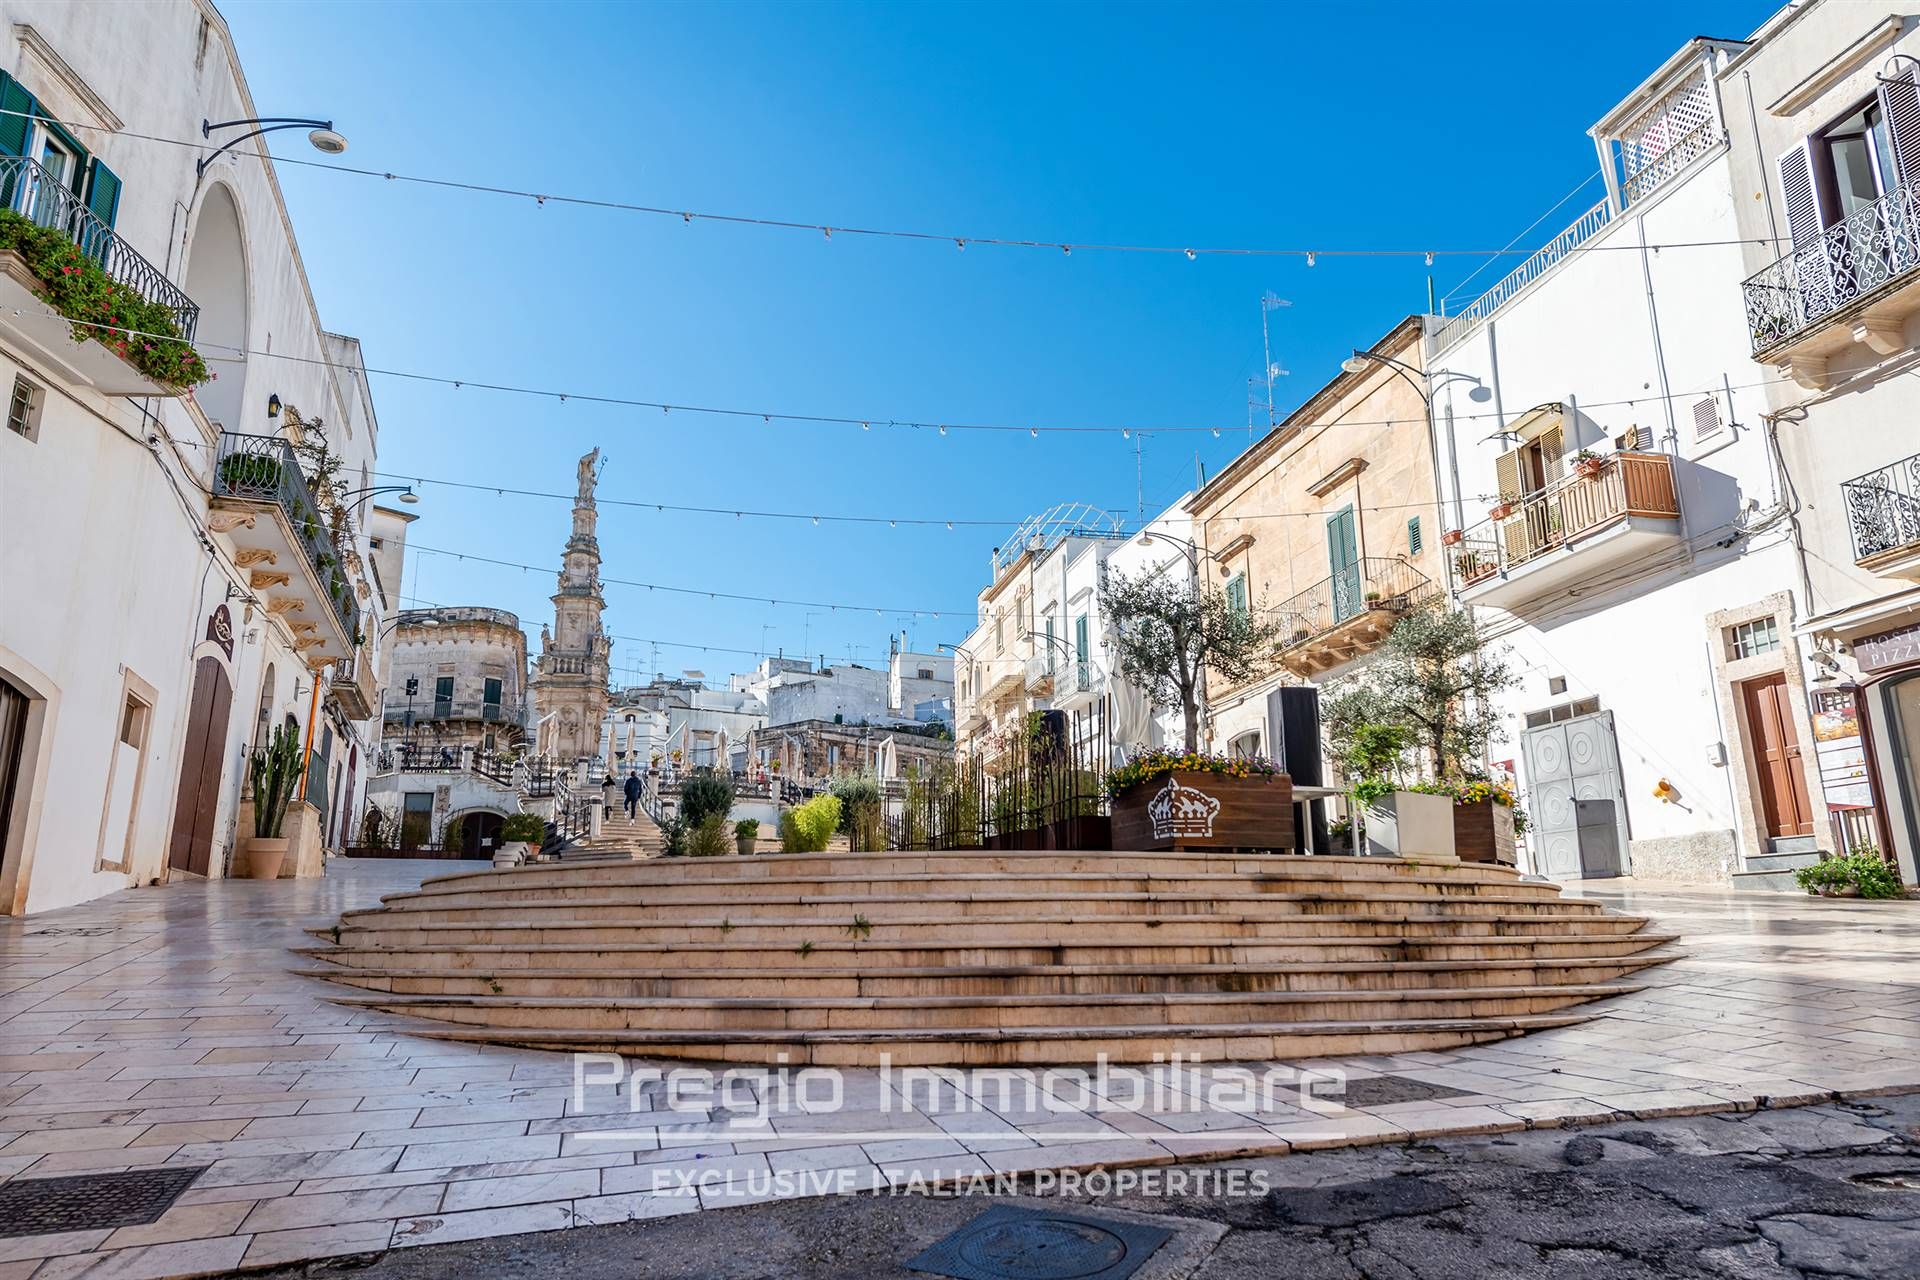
[0,860,1914,1279]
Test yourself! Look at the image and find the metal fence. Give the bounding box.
[1744,179,1920,354]
[0,154,200,339]
[1841,451,1920,563]
[867,703,1111,852]
[1270,557,1439,649]
[211,432,363,643]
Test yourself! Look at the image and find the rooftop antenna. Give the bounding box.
[1133,431,1146,524]
[1259,293,1292,437]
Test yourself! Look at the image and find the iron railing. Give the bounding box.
[0,155,199,340]
[1428,199,1612,356]
[1454,453,1680,582]
[382,699,525,725]
[212,432,362,643]
[1841,450,1920,563]
[1744,179,1920,354]
[1271,557,1439,649]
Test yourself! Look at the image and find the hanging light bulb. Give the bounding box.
[955,238,966,251]
[1211,428,1220,438]
[861,421,870,430]
[1184,248,1196,261]
[945,521,954,530]
[1122,429,1130,440]
[1061,244,1072,256]
[938,425,947,436]
[1029,428,1038,438]
[1306,252,1316,267]
[811,516,820,526]
[822,226,832,239]
[1424,251,1435,266]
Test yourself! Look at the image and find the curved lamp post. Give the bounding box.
[199,117,348,176]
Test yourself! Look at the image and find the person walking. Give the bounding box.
[623,770,643,820]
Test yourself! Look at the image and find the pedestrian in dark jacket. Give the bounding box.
[622,771,643,819]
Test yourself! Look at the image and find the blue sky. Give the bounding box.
[221,0,1775,686]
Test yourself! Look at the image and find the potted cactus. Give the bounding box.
[244,722,303,879]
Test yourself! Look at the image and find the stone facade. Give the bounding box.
[530,449,612,763]
[745,719,955,783]
[382,606,529,758]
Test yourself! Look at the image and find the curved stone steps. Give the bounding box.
[309,851,1675,1064]
[343,1012,1599,1067]
[345,890,1601,927]
[319,912,1646,950]
[325,981,1644,1034]
[294,953,1671,1000]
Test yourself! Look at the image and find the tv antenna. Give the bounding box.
[1252,292,1292,438]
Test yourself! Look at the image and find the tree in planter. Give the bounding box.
[1100,569,1282,751]
[678,768,735,828]
[1324,610,1516,779]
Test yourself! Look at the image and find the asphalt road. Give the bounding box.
[249,1094,1920,1279]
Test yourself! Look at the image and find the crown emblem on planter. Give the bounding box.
[1148,777,1221,840]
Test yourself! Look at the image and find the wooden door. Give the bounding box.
[1743,673,1813,839]
[167,657,231,876]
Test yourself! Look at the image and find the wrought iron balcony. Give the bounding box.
[383,699,526,725]
[1843,451,1920,577]
[1743,179,1920,365]
[328,654,378,720]
[1271,557,1439,675]
[1453,452,1681,609]
[0,155,199,340]
[211,432,362,656]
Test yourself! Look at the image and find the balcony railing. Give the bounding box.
[1428,198,1612,357]
[1455,452,1679,581]
[1842,451,1920,564]
[383,699,525,725]
[0,155,198,340]
[1272,558,1439,651]
[212,432,361,643]
[1743,179,1920,355]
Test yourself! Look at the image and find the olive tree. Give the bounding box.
[1100,569,1282,752]
[1325,608,1515,779]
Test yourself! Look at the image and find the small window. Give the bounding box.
[1225,574,1249,619]
[1728,617,1781,660]
[1547,675,1568,695]
[1524,696,1601,728]
[119,696,148,748]
[6,375,42,441]
[1406,516,1422,555]
[917,668,933,680]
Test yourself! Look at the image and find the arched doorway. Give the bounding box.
[448,809,504,856]
[167,655,232,876]
[182,184,248,431]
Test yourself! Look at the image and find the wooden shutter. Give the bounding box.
[0,72,33,158]
[1538,423,1565,480]
[1777,141,1823,250]
[1494,446,1524,501]
[84,159,120,228]
[1406,516,1422,555]
[1879,72,1920,186]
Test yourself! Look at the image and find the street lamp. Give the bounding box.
[338,483,420,506]
[199,117,348,176]
[1338,348,1491,564]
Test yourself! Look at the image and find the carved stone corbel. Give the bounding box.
[234,548,278,568]
[207,512,257,534]
[250,570,292,590]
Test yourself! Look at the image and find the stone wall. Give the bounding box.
[1627,829,1737,885]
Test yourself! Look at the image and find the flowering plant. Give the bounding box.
[1103,749,1280,799]
[0,210,209,388]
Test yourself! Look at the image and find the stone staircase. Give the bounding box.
[560,802,665,861]
[299,851,1676,1066]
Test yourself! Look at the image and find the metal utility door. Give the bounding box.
[166,657,231,877]
[1521,710,1630,880]
[1327,506,1361,622]
[1741,672,1813,839]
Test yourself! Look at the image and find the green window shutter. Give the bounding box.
[0,72,35,157]
[1074,615,1089,663]
[1227,574,1248,617]
[1407,516,1422,555]
[84,159,120,228]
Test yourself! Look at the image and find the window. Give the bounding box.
[1044,616,1057,673]
[917,668,933,680]
[1523,696,1601,728]
[433,675,453,717]
[1728,617,1781,660]
[1225,574,1249,619]
[1406,516,1422,556]
[994,617,1004,651]
[1229,731,1262,759]
[1691,397,1723,441]
[6,375,41,442]
[1074,615,1090,672]
[1495,424,1564,500]
[483,677,503,719]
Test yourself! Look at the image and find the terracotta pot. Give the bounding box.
[243,837,288,880]
[1440,528,1464,547]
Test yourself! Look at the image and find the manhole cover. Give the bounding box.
[1337,1075,1473,1108]
[907,1205,1171,1280]
[0,1167,207,1237]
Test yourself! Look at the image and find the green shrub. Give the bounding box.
[688,814,731,856]
[848,800,884,852]
[661,816,688,857]
[734,819,760,840]
[0,210,208,386]
[679,769,735,827]
[1794,848,1903,900]
[780,794,841,852]
[500,813,545,843]
[828,771,881,832]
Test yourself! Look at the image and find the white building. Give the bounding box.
[1426,33,1816,885]
[0,1,393,911]
[1723,0,1920,886]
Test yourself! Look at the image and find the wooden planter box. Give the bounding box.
[1043,814,1111,851]
[1110,771,1293,852]
[1452,800,1517,865]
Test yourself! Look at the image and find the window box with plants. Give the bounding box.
[1570,449,1611,481]
[1104,750,1292,852]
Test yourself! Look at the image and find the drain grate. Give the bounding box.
[1337,1074,1473,1108]
[907,1205,1171,1280]
[0,1167,207,1238]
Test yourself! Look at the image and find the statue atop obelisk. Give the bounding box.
[531,449,611,763]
